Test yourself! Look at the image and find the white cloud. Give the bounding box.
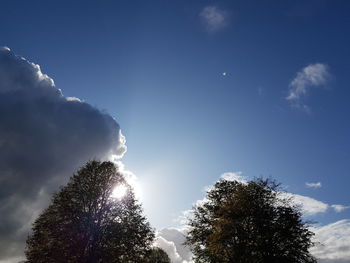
[283,193,349,216]
[311,220,350,262]
[202,172,246,194]
[306,182,322,188]
[154,236,183,263]
[155,228,193,263]
[331,204,350,213]
[221,171,247,183]
[199,6,229,32]
[0,46,10,52]
[65,96,82,102]
[284,192,329,216]
[287,63,331,110]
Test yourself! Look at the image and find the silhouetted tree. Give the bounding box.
[25,161,154,263]
[143,247,171,263]
[185,178,316,263]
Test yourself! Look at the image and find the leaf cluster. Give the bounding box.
[143,247,171,263]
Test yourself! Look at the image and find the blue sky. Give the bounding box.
[1,0,350,262]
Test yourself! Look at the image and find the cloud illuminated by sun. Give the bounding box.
[111,184,128,199]
[110,160,143,200]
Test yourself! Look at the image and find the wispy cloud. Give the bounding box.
[283,193,329,216]
[286,63,331,111]
[306,182,322,188]
[199,6,229,32]
[283,192,349,215]
[331,204,350,213]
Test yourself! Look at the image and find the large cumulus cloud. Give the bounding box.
[156,228,192,263]
[0,47,126,262]
[311,219,350,263]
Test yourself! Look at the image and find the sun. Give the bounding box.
[111,184,128,199]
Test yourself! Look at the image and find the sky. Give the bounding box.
[0,0,350,262]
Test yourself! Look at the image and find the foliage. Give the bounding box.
[143,247,171,263]
[25,161,154,263]
[185,178,316,263]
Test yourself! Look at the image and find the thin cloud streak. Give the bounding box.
[287,63,331,111]
[306,182,322,188]
[331,204,350,213]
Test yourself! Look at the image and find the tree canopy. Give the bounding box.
[25,160,154,263]
[185,178,316,263]
[144,247,171,263]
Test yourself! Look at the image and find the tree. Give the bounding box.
[143,247,171,263]
[25,161,154,263]
[185,178,316,263]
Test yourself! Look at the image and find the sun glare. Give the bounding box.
[111,184,128,199]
